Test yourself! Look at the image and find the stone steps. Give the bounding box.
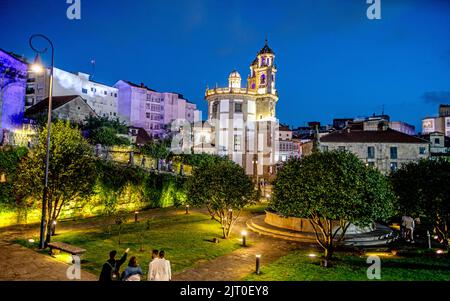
[247,215,397,247]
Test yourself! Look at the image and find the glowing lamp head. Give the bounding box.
[30,54,44,74]
[308,253,317,258]
[52,220,57,225]
[241,230,248,236]
[0,173,6,183]
[28,239,35,243]
[436,249,444,254]
[256,254,261,258]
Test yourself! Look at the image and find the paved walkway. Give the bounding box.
[173,212,313,281]
[0,240,96,281]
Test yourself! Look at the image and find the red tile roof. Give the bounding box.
[320,128,429,144]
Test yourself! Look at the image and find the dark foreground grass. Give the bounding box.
[244,250,450,281]
[18,212,241,278]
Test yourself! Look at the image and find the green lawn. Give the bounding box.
[244,250,450,281]
[18,212,241,278]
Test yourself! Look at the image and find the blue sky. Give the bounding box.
[1,0,450,130]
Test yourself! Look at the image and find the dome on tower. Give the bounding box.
[228,70,242,88]
[229,70,241,78]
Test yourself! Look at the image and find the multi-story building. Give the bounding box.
[422,104,450,137]
[419,131,450,159]
[0,49,27,144]
[320,120,430,174]
[114,80,200,138]
[204,41,279,179]
[27,67,120,120]
[276,125,300,162]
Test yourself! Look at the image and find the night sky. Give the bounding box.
[1,0,450,130]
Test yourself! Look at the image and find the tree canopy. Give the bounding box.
[15,120,97,243]
[272,151,396,261]
[185,155,256,238]
[391,159,450,251]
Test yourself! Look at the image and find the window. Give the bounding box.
[104,91,107,95]
[419,147,426,155]
[367,146,375,159]
[114,93,117,97]
[434,138,440,145]
[368,162,375,167]
[234,135,241,151]
[212,102,218,116]
[390,162,398,172]
[82,88,88,94]
[235,102,242,113]
[113,113,116,116]
[146,113,151,119]
[260,74,266,84]
[322,146,328,152]
[338,146,345,151]
[390,147,398,159]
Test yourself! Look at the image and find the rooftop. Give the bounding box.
[320,127,429,144]
[25,95,87,116]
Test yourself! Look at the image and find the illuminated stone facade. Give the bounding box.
[0,49,27,144]
[204,41,279,179]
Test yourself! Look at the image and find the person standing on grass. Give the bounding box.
[405,216,415,243]
[148,250,171,281]
[99,248,129,281]
[122,256,143,281]
[147,249,159,281]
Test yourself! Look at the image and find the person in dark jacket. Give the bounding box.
[99,248,129,281]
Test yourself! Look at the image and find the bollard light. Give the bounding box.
[427,230,431,249]
[51,220,57,236]
[241,230,247,247]
[255,254,261,274]
[134,211,139,222]
[185,204,190,215]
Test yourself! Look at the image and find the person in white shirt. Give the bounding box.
[148,250,172,281]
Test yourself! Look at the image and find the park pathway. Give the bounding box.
[172,212,312,281]
[0,239,97,281]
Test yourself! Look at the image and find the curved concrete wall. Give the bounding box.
[264,211,373,234]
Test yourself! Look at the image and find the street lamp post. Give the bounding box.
[29,34,54,250]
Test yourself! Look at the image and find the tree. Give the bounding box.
[391,159,450,253]
[15,120,96,244]
[82,116,130,146]
[272,151,396,263]
[185,155,256,238]
[141,140,170,161]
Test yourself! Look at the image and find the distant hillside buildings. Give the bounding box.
[0,47,201,142]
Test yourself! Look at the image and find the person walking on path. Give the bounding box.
[121,256,143,281]
[99,248,129,281]
[148,250,171,281]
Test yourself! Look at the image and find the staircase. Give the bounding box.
[247,215,397,247]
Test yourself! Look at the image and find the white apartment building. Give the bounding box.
[27,67,120,120]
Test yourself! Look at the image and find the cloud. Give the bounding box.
[422,91,450,104]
